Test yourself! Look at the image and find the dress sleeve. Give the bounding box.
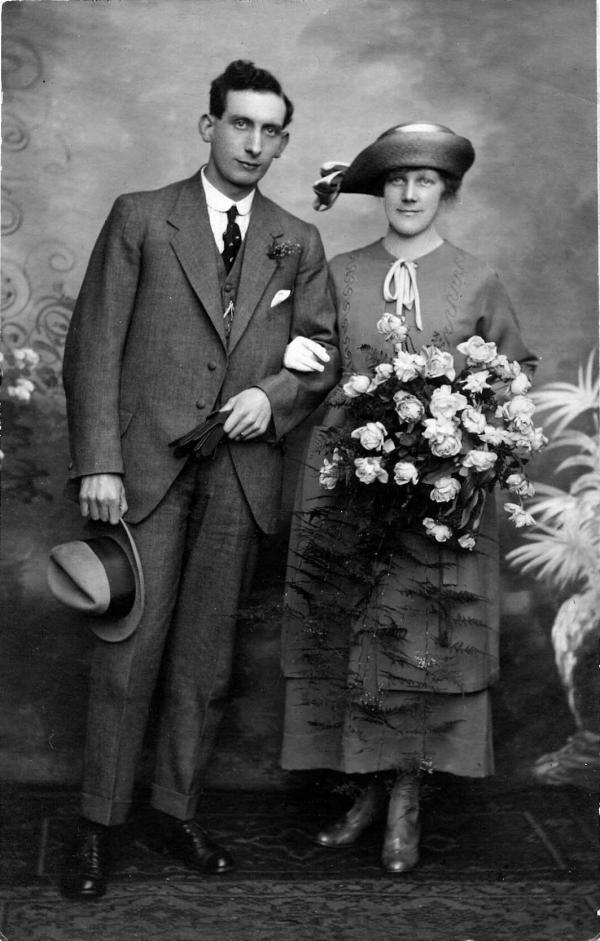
[474,270,539,374]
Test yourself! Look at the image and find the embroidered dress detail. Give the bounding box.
[383,258,422,330]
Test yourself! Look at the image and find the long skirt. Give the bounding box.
[280,426,499,779]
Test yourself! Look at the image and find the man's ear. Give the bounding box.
[199,113,214,144]
[274,131,290,159]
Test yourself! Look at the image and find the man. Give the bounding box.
[60,59,339,899]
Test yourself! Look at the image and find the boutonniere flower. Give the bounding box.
[267,234,302,260]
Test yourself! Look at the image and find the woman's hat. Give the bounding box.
[47,519,144,643]
[313,122,475,210]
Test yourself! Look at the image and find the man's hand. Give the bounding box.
[79,473,128,524]
[222,388,272,440]
[283,336,331,373]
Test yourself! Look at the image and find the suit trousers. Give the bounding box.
[81,445,261,826]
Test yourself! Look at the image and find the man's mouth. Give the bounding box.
[238,160,261,170]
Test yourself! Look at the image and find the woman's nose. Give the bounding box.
[402,181,417,201]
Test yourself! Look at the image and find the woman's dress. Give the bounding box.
[281,239,538,778]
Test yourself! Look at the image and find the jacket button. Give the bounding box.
[195,399,206,409]
[207,361,217,371]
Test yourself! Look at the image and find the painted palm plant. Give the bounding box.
[506,351,599,790]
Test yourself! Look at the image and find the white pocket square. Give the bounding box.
[270,289,291,308]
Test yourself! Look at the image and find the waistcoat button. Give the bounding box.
[195,399,206,409]
[224,282,233,292]
[207,361,217,371]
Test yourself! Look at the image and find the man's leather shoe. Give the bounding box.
[60,818,111,900]
[156,814,235,874]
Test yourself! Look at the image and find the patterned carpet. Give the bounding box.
[1,780,598,940]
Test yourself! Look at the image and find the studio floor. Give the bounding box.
[0,779,598,941]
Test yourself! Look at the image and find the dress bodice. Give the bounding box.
[328,239,538,378]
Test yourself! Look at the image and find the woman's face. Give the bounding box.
[383,167,445,239]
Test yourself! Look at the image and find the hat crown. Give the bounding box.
[379,122,456,139]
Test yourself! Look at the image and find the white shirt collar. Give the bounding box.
[201,167,255,216]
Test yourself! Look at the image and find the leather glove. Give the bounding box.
[169,409,229,460]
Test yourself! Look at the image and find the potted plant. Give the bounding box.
[506,351,599,790]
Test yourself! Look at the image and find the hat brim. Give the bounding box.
[88,519,144,643]
[341,130,475,197]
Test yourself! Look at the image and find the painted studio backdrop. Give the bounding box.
[1,0,597,790]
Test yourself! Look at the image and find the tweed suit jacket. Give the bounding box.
[62,170,340,532]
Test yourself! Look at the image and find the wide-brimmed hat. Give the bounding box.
[313,122,475,210]
[47,519,144,643]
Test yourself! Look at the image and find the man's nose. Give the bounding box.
[245,128,262,156]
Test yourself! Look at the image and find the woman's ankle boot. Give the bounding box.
[381,773,421,873]
[315,778,387,848]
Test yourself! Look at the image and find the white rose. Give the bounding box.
[462,370,491,394]
[502,395,536,421]
[462,449,498,472]
[491,354,521,380]
[461,407,487,434]
[422,417,463,457]
[504,502,535,527]
[458,534,476,550]
[354,456,389,484]
[505,395,535,419]
[529,428,548,452]
[421,346,456,381]
[456,336,498,365]
[429,385,468,420]
[393,350,426,382]
[376,313,408,343]
[368,362,395,391]
[351,421,387,450]
[393,461,419,486]
[343,374,371,398]
[480,424,510,447]
[430,476,461,503]
[393,391,425,423]
[510,373,532,395]
[422,518,452,542]
[506,473,535,497]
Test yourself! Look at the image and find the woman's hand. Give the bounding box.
[284,336,331,373]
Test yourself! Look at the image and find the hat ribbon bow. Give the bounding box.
[383,258,423,331]
[312,161,350,211]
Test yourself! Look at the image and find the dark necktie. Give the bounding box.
[222,204,242,272]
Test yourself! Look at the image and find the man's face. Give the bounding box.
[200,90,289,200]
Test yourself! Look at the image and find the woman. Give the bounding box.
[281,123,538,873]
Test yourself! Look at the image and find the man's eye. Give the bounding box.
[264,126,278,136]
[234,119,248,129]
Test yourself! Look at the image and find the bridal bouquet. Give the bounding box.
[318,316,546,549]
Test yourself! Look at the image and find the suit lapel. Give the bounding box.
[228,191,280,353]
[167,173,227,347]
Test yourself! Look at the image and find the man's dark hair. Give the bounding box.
[209,60,294,128]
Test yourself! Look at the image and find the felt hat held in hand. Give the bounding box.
[47,519,144,642]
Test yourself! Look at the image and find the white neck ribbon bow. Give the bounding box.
[383,258,423,331]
